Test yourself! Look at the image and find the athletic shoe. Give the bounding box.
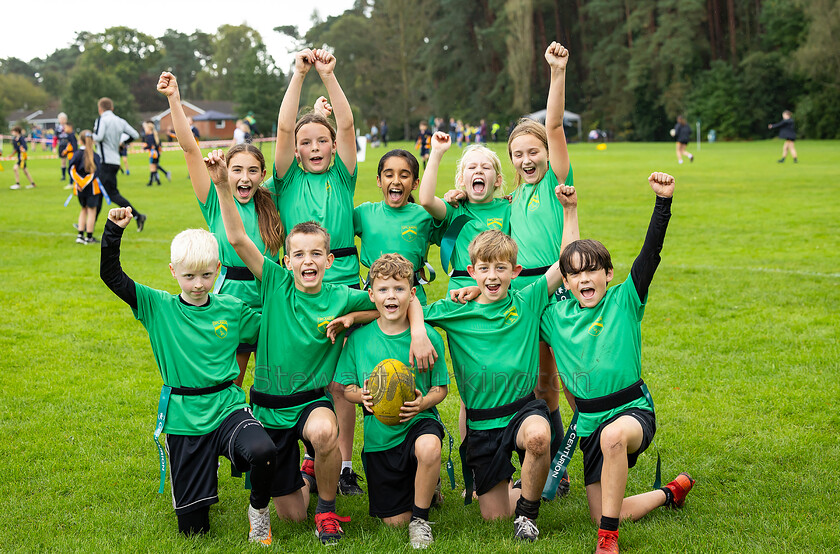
[247,504,272,546]
[688,154,694,162]
[556,470,571,498]
[430,479,443,507]
[314,512,350,545]
[85,236,99,244]
[513,515,539,542]
[165,171,172,181]
[125,169,130,175]
[26,183,36,188]
[76,236,86,244]
[665,472,695,508]
[9,184,20,190]
[301,457,317,494]
[595,529,619,554]
[136,213,147,232]
[678,159,684,164]
[64,184,73,190]
[408,517,434,549]
[793,158,798,163]
[778,158,786,163]
[338,467,364,495]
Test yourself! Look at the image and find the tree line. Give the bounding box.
[1,0,838,141]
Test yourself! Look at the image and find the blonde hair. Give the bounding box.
[368,253,414,286]
[455,144,505,197]
[507,117,549,191]
[170,229,219,270]
[468,230,518,266]
[78,130,96,174]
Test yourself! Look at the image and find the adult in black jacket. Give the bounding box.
[671,115,694,164]
[768,110,797,163]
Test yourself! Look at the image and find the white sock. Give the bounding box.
[341,461,353,472]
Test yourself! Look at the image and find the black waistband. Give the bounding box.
[169,380,234,396]
[450,269,469,278]
[519,265,552,277]
[331,246,358,259]
[465,392,536,422]
[224,265,254,281]
[575,379,646,413]
[249,386,327,409]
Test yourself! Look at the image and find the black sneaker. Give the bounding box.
[513,515,539,542]
[136,213,147,232]
[85,236,99,244]
[338,467,364,496]
[556,470,571,498]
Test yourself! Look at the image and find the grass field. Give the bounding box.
[1,138,838,552]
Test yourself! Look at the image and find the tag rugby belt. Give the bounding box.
[249,386,327,409]
[169,380,235,396]
[331,246,358,259]
[223,265,255,281]
[574,379,647,413]
[465,392,536,422]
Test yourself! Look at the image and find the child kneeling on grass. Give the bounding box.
[422,184,579,542]
[99,206,276,541]
[540,172,695,554]
[335,253,449,549]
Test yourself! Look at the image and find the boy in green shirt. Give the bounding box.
[540,172,695,554]
[99,207,276,543]
[336,253,449,549]
[423,184,578,542]
[206,150,436,545]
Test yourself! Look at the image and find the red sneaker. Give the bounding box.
[314,512,350,545]
[665,472,696,508]
[595,529,619,554]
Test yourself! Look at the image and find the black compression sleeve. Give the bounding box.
[629,196,672,302]
[100,219,138,309]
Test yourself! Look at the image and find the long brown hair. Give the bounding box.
[225,144,284,256]
[507,117,549,191]
[79,130,96,174]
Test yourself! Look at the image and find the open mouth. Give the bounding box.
[236,184,252,199]
[309,155,324,165]
[388,187,404,203]
[301,269,318,280]
[383,302,399,313]
[522,166,537,177]
[470,177,486,196]
[486,283,501,294]
[580,287,596,299]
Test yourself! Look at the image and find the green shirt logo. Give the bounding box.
[401,225,418,242]
[503,306,519,326]
[588,317,604,336]
[213,320,228,338]
[486,217,504,230]
[317,316,334,335]
[528,194,540,211]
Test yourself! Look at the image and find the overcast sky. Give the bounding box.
[1,0,356,70]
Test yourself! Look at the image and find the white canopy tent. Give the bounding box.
[524,109,582,142]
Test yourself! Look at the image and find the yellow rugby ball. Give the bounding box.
[368,359,415,426]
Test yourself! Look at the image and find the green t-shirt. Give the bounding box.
[266,154,359,286]
[335,322,449,452]
[437,198,511,291]
[132,284,260,435]
[540,273,653,438]
[198,184,280,311]
[353,201,444,305]
[423,277,550,430]
[254,257,375,428]
[510,164,574,290]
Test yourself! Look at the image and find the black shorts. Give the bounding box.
[264,400,334,497]
[236,340,257,354]
[463,398,550,496]
[363,418,444,518]
[165,407,264,515]
[77,186,100,208]
[579,408,656,486]
[678,141,689,146]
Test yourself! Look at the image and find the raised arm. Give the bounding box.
[100,207,138,309]
[205,150,266,280]
[630,172,674,302]
[157,72,212,203]
[544,41,571,182]
[544,184,579,294]
[417,132,451,220]
[275,49,314,179]
[312,49,356,174]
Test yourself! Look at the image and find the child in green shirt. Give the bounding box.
[540,172,695,554]
[423,185,578,542]
[207,151,436,545]
[99,207,276,543]
[336,253,449,549]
